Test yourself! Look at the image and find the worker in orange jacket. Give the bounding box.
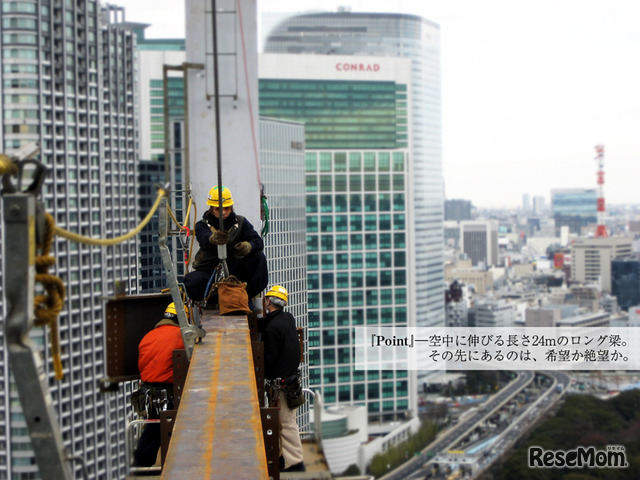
[132,302,186,467]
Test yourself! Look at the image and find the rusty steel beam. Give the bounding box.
[161,313,268,479]
[260,407,280,480]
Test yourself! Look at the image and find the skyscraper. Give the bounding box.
[263,10,444,330]
[262,9,443,417]
[259,117,310,429]
[260,53,415,420]
[1,2,138,478]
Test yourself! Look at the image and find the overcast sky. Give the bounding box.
[110,0,640,208]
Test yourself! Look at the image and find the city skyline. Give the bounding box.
[111,0,640,209]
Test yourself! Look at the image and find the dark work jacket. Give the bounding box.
[259,308,300,380]
[193,210,263,271]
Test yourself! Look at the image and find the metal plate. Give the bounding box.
[105,293,171,382]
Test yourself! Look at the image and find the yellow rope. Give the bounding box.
[54,187,167,246]
[34,213,65,380]
[167,205,180,227]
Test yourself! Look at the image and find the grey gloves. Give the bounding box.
[209,227,229,245]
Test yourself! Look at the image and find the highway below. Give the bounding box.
[380,370,571,480]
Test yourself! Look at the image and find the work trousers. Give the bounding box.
[278,390,304,469]
[132,389,174,467]
[133,421,161,467]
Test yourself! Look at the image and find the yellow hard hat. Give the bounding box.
[265,285,288,304]
[164,302,190,317]
[207,185,234,207]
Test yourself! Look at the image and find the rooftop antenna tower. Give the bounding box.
[594,144,608,238]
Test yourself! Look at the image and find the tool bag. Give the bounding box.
[130,384,172,418]
[214,275,252,315]
[282,372,305,410]
[130,388,147,417]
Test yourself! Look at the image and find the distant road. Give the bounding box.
[380,371,535,480]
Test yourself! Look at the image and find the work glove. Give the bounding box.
[235,241,252,257]
[208,227,229,245]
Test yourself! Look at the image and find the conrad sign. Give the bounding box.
[335,62,381,72]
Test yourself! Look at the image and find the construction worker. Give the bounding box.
[260,286,306,472]
[183,185,268,305]
[132,302,187,468]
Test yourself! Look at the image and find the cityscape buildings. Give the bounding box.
[1,2,138,478]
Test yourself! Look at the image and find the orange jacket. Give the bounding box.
[138,325,184,384]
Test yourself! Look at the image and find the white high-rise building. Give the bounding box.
[0,2,139,478]
[259,117,310,430]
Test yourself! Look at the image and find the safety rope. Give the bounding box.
[54,186,167,246]
[33,186,166,380]
[34,212,65,380]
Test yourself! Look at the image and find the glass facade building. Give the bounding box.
[263,11,445,363]
[0,2,138,478]
[260,52,416,420]
[611,257,640,311]
[551,188,597,233]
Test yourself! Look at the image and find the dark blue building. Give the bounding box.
[611,257,640,311]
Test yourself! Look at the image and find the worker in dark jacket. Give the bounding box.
[132,302,186,467]
[183,185,268,303]
[259,285,305,472]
